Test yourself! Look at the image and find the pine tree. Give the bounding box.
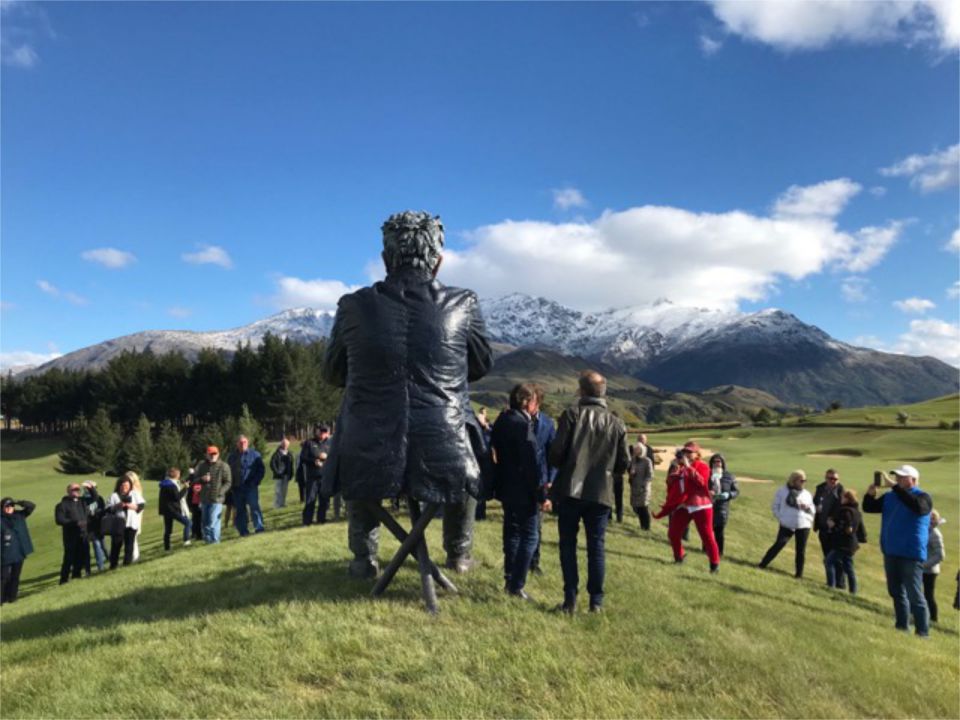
[237,403,268,454]
[151,420,190,479]
[118,413,154,475]
[59,408,121,475]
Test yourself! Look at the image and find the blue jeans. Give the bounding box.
[90,536,106,571]
[201,502,223,544]
[234,484,264,536]
[825,549,857,593]
[883,554,929,636]
[502,503,540,593]
[558,497,610,606]
[163,513,193,550]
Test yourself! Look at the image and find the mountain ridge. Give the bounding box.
[12,294,958,408]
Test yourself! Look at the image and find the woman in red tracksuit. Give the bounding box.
[653,441,721,573]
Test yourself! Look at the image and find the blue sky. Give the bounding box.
[2,1,958,368]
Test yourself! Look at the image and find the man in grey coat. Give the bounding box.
[322,210,493,579]
[548,370,630,613]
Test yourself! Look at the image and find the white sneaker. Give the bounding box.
[183,540,192,546]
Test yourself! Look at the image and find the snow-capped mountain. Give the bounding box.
[18,308,335,375]
[17,294,958,407]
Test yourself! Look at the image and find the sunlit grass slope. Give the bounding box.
[1,431,958,718]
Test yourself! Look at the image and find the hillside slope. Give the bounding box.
[1,435,957,718]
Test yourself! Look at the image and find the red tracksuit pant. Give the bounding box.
[668,506,720,565]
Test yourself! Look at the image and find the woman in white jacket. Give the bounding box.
[106,472,145,569]
[758,470,816,578]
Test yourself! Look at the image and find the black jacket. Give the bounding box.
[55,496,88,541]
[299,438,330,484]
[270,447,295,480]
[831,503,867,555]
[813,480,845,533]
[709,454,740,525]
[83,489,106,537]
[158,480,188,519]
[1,501,35,566]
[548,397,630,509]
[321,267,493,503]
[490,409,542,509]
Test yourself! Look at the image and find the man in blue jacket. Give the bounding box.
[528,385,556,575]
[491,384,544,600]
[863,464,932,637]
[227,435,266,536]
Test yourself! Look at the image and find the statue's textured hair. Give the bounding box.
[381,211,444,273]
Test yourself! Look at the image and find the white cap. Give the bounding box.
[889,464,920,480]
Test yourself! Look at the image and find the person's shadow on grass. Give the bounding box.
[0,560,406,642]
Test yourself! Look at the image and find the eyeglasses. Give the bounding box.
[826,476,838,481]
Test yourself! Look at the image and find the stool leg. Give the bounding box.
[369,502,457,593]
[371,501,437,597]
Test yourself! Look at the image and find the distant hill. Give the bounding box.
[788,393,960,428]
[471,347,787,426]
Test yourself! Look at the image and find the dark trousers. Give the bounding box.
[634,506,651,531]
[163,513,192,550]
[109,528,138,569]
[613,478,624,523]
[825,549,858,593]
[923,573,938,623]
[760,526,810,577]
[60,534,86,584]
[189,506,203,539]
[1,561,24,603]
[713,516,726,556]
[558,497,610,606]
[503,503,540,593]
[475,500,487,520]
[296,481,305,503]
[818,531,845,588]
[303,480,337,525]
[530,509,544,569]
[884,555,929,635]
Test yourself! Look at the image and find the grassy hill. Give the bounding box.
[471,348,788,427]
[790,393,960,428]
[1,430,958,718]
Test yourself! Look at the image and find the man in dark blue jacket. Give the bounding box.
[529,385,557,575]
[227,435,266,536]
[491,384,544,599]
[863,464,932,637]
[1,497,35,604]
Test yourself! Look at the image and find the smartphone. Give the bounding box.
[873,471,883,487]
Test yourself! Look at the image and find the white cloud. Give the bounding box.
[36,279,58,297]
[893,297,937,314]
[841,276,870,303]
[182,244,233,269]
[552,187,588,211]
[947,281,960,299]
[708,0,960,52]
[869,186,887,197]
[0,349,62,372]
[1,0,53,68]
[852,334,886,350]
[946,227,960,253]
[893,318,960,366]
[880,144,960,192]
[36,279,88,305]
[271,277,361,311]
[843,221,905,273]
[81,247,137,269]
[167,306,192,318]
[700,34,723,55]
[438,178,901,312]
[772,178,862,220]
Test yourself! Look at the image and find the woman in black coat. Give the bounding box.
[708,454,739,557]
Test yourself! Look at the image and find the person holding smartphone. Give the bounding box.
[863,465,932,637]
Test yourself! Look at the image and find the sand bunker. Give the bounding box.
[807,449,863,458]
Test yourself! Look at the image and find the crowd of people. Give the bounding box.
[1,208,955,639]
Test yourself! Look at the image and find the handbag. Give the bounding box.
[101,510,126,537]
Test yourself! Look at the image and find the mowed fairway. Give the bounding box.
[0,427,958,719]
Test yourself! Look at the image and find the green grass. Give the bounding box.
[1,430,958,719]
[788,393,960,428]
